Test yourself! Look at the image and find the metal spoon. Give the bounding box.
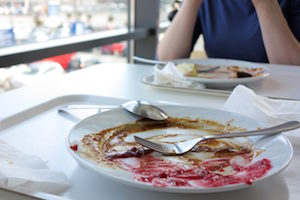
[133,56,220,73]
[58,100,168,121]
[133,56,168,65]
[122,100,168,121]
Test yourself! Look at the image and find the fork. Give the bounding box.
[134,120,300,155]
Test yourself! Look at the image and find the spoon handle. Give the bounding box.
[133,56,168,65]
[58,105,117,110]
[208,121,300,140]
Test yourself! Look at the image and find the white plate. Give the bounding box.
[142,74,232,97]
[67,105,292,193]
[163,58,270,88]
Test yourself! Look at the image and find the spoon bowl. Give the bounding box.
[122,100,168,121]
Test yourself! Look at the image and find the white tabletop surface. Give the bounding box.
[0,60,300,200]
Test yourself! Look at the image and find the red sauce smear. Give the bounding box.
[70,144,78,151]
[118,155,271,188]
[106,147,153,161]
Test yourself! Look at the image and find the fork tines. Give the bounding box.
[134,136,164,153]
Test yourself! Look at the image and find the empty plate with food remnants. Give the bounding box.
[67,105,292,193]
[157,59,270,88]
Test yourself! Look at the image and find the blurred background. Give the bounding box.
[0,0,205,93]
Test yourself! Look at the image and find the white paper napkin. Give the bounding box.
[0,139,70,194]
[223,85,300,126]
[153,62,205,89]
[222,85,300,195]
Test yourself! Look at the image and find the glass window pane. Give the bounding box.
[0,1,129,93]
[0,42,128,93]
[0,0,128,47]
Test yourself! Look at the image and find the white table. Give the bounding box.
[0,61,300,200]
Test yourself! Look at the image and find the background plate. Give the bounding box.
[165,58,270,88]
[141,74,231,97]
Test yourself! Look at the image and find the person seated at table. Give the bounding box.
[157,0,300,66]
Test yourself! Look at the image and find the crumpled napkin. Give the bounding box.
[0,139,70,194]
[153,62,205,89]
[223,85,300,128]
[222,85,300,194]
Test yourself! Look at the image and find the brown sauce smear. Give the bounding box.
[78,117,271,189]
[80,117,254,165]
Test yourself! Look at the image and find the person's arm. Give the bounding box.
[252,0,300,65]
[157,0,203,61]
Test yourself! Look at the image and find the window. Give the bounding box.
[0,0,170,93]
[0,0,128,47]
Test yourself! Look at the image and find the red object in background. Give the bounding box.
[111,43,125,54]
[43,53,75,70]
[101,42,125,54]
